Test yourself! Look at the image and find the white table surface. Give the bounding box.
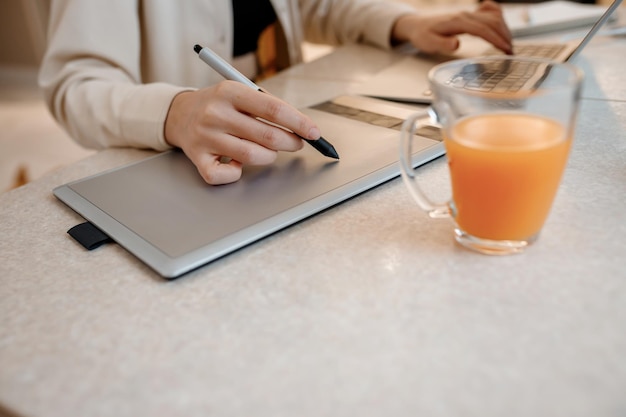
[1,16,625,417]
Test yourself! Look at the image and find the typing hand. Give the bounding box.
[164,80,320,185]
[391,0,513,55]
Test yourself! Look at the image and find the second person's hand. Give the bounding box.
[391,0,513,55]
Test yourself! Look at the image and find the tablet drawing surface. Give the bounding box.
[54,96,443,278]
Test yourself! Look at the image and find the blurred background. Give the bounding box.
[0,0,616,194]
[0,0,94,194]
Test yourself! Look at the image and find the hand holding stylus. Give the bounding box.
[163,46,337,186]
[193,44,338,160]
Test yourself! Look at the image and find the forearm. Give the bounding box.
[300,0,416,49]
[43,73,184,151]
[39,0,187,151]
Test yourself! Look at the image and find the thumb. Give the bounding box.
[423,34,460,54]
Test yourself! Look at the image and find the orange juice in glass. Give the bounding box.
[400,57,582,254]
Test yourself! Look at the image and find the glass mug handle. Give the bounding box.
[399,111,451,219]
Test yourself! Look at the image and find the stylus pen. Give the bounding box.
[193,44,339,159]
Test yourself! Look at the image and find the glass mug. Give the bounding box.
[400,56,583,255]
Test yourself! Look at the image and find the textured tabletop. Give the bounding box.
[1,27,626,417]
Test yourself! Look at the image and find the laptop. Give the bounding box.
[53,95,443,279]
[353,0,622,103]
[504,0,618,37]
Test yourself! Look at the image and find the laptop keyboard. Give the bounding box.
[514,43,567,59]
[447,43,567,93]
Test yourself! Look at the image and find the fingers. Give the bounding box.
[181,128,282,185]
[164,81,317,185]
[476,2,513,52]
[477,0,506,14]
[192,129,280,166]
[228,83,321,141]
[193,152,245,185]
[469,1,513,53]
[418,31,460,54]
[203,91,306,154]
[437,10,513,54]
[393,2,513,55]
[231,116,306,152]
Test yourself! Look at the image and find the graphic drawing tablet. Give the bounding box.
[53,96,443,278]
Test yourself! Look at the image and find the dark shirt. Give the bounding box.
[232,0,278,57]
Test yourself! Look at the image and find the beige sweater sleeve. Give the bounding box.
[39,0,417,151]
[39,0,196,151]
[299,0,416,49]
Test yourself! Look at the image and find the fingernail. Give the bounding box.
[308,127,321,140]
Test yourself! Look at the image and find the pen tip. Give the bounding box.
[304,138,339,159]
[321,137,339,159]
[194,44,202,54]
